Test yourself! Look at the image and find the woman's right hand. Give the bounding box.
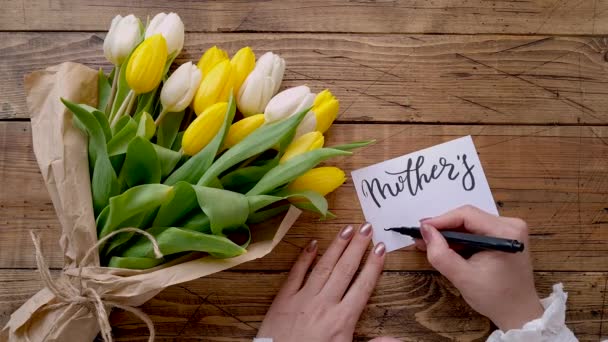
[416,205,544,331]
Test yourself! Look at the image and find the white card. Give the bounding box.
[351,135,498,252]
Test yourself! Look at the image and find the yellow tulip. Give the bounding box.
[312,89,339,133]
[230,46,255,94]
[223,114,265,150]
[182,102,227,156]
[125,34,168,94]
[297,89,340,137]
[288,167,346,197]
[192,60,232,115]
[280,131,324,163]
[197,46,228,76]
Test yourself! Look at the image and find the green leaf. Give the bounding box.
[171,131,184,151]
[91,156,120,215]
[220,159,278,193]
[162,51,179,80]
[247,189,327,215]
[61,99,107,166]
[207,177,224,189]
[120,227,246,258]
[134,90,158,121]
[79,104,112,143]
[153,144,182,178]
[97,68,112,113]
[192,186,249,236]
[91,108,112,143]
[107,117,138,156]
[108,256,164,269]
[109,154,125,176]
[136,112,156,140]
[111,115,131,136]
[179,211,211,233]
[330,140,375,151]
[61,98,118,214]
[247,148,352,196]
[209,224,251,258]
[164,96,236,185]
[97,184,174,238]
[247,205,290,224]
[152,181,198,228]
[197,106,311,186]
[119,136,161,188]
[293,202,337,220]
[102,212,147,256]
[157,110,185,149]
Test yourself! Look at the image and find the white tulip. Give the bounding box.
[256,52,286,95]
[237,52,286,116]
[295,111,318,137]
[145,12,185,56]
[264,85,315,124]
[160,62,202,113]
[103,14,142,65]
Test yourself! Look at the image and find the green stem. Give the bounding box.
[125,92,137,117]
[105,66,120,117]
[111,90,134,127]
[154,108,168,126]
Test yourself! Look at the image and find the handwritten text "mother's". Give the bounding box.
[361,154,476,208]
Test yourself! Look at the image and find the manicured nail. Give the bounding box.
[340,225,354,240]
[419,217,432,222]
[374,242,386,256]
[360,222,372,236]
[420,224,433,243]
[306,240,318,252]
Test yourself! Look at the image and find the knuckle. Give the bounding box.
[341,263,358,279]
[313,264,334,278]
[427,249,447,268]
[509,218,528,236]
[459,204,476,213]
[360,278,376,295]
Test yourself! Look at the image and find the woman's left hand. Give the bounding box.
[257,222,386,342]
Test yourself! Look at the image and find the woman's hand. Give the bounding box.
[257,223,386,342]
[416,205,544,331]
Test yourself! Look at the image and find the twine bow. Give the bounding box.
[30,228,164,342]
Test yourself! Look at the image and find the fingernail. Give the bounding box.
[360,222,372,236]
[306,240,318,252]
[374,242,386,256]
[420,224,433,243]
[420,217,432,222]
[339,225,354,240]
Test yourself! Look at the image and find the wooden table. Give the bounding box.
[1,1,607,341]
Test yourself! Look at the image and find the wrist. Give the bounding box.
[493,298,544,331]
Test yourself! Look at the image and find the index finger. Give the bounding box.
[423,205,515,238]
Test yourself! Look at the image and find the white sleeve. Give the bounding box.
[486,283,578,342]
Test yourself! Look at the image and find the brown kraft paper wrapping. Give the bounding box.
[1,62,300,342]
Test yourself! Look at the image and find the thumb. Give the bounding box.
[421,223,470,284]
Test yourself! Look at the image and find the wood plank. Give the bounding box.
[0,269,605,341]
[1,122,607,271]
[3,32,608,124]
[2,0,608,35]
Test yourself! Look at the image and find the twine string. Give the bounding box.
[29,228,163,342]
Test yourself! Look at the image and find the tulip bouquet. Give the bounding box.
[60,12,371,270]
[4,11,376,341]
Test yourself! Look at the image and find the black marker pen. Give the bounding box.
[385,227,524,253]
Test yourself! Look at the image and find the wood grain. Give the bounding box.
[3,32,608,124]
[2,0,608,35]
[0,269,605,341]
[1,122,606,271]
